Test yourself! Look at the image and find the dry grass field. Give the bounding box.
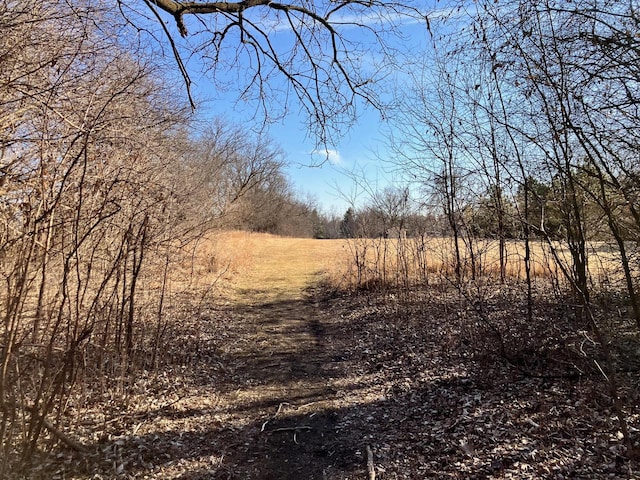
[210,232,350,302]
[187,232,622,297]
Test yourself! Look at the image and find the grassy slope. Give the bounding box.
[214,232,348,303]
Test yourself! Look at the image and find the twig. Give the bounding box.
[366,445,376,480]
[261,362,284,369]
[261,402,290,432]
[525,417,540,428]
[1,401,88,452]
[267,426,312,434]
[42,417,89,452]
[296,401,320,410]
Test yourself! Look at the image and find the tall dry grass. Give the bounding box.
[334,236,626,290]
[184,232,626,296]
[197,231,350,302]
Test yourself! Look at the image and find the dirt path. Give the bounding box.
[207,236,363,479]
[113,235,369,479]
[210,297,352,479]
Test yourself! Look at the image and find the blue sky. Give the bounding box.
[269,108,393,215]
[172,2,446,215]
[192,96,391,216]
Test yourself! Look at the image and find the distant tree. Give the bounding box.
[238,173,291,232]
[340,207,357,238]
[310,209,326,239]
[375,186,411,235]
[517,177,551,237]
[472,186,518,240]
[181,120,290,229]
[318,210,343,239]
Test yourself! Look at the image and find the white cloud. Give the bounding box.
[311,148,343,166]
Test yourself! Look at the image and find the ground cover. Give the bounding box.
[17,233,640,479]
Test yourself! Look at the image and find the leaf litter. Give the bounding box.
[19,283,640,479]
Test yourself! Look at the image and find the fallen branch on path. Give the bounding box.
[2,401,88,452]
[42,416,89,452]
[260,402,290,432]
[264,425,313,445]
[366,445,376,480]
[266,426,312,434]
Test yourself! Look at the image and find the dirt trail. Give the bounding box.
[104,234,363,479]
[213,236,358,479]
[212,299,346,479]
[46,236,367,480]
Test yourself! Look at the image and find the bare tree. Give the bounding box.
[388,48,476,284]
[0,0,190,469]
[118,0,423,143]
[431,0,640,448]
[177,118,315,237]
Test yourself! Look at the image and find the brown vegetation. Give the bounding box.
[0,0,347,470]
[7,232,639,479]
[338,236,622,291]
[4,0,640,478]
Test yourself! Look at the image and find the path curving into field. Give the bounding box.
[125,234,378,480]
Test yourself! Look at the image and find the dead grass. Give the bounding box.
[337,236,624,288]
[184,233,626,299]
[19,231,640,479]
[206,231,350,303]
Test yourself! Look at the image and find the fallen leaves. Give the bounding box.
[23,282,640,479]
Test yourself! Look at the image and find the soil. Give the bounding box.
[19,281,640,479]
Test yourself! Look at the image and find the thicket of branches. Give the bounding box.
[338,0,640,452]
[342,0,640,314]
[0,0,334,471]
[383,0,640,310]
[0,0,205,470]
[9,0,640,472]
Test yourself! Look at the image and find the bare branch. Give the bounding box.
[137,0,424,144]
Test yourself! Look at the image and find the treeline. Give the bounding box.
[339,171,639,242]
[179,119,328,238]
